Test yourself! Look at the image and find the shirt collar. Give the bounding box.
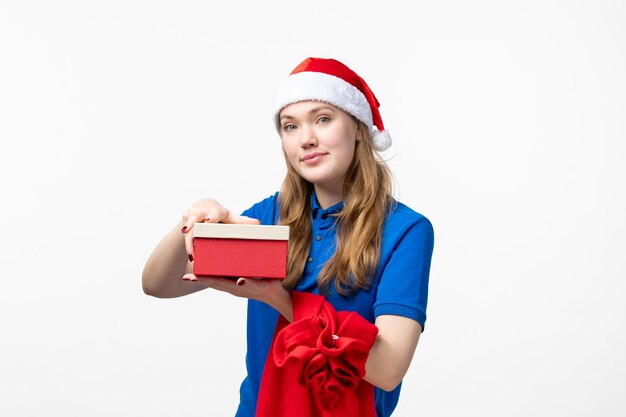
[310,191,344,220]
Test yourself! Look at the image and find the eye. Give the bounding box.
[318,116,331,124]
[282,124,296,132]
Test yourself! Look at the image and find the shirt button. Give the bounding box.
[307,256,313,262]
[315,235,322,241]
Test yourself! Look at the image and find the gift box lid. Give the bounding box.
[193,223,289,240]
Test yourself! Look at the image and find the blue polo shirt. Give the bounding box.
[235,192,434,417]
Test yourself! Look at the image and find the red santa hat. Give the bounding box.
[272,57,392,152]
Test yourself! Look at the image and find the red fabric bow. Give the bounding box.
[256,291,379,417]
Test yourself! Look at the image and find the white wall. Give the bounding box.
[1,1,624,416]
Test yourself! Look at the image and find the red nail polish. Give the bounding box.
[188,254,194,262]
[237,279,245,286]
[181,226,187,233]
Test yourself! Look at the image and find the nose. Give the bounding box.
[299,125,318,148]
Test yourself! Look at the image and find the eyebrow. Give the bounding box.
[279,105,336,121]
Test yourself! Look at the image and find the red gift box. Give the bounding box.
[192,223,289,279]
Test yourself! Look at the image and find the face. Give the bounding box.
[279,101,359,196]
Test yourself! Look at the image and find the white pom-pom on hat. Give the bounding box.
[273,57,393,151]
[372,129,392,152]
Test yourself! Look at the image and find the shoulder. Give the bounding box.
[241,192,280,225]
[381,200,434,253]
[385,200,434,235]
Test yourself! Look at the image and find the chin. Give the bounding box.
[296,169,324,183]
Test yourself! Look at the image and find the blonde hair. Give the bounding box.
[278,121,393,295]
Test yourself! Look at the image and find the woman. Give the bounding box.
[142,57,434,416]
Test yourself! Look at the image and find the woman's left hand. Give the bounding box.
[182,274,293,321]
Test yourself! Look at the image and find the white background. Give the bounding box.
[1,1,625,416]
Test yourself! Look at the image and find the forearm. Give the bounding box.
[363,315,421,392]
[271,288,293,322]
[142,220,204,298]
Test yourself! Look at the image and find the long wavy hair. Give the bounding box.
[278,120,393,295]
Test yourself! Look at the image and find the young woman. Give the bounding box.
[142,57,434,417]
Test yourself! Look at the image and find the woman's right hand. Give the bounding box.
[180,198,260,260]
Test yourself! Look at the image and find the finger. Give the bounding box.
[185,216,218,258]
[179,212,194,259]
[181,211,201,233]
[184,227,194,259]
[201,214,219,223]
[224,212,261,225]
[182,273,198,282]
[183,274,218,289]
[181,208,193,233]
[181,209,189,229]
[182,209,211,257]
[198,277,238,293]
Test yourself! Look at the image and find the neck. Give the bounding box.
[314,183,343,209]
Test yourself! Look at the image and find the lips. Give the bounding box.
[301,152,327,162]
